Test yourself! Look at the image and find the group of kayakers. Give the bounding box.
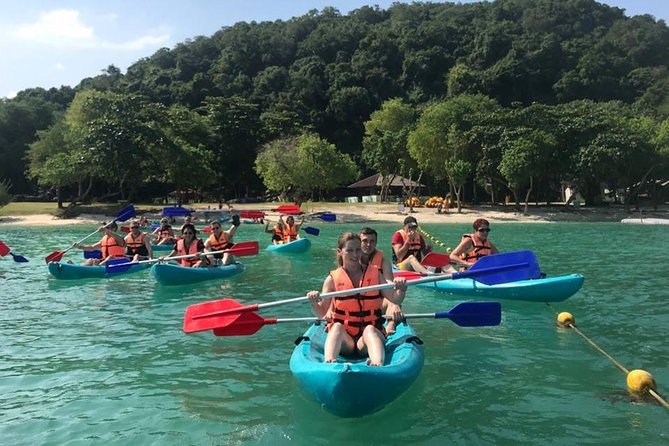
[74,214,242,267]
[306,216,498,367]
[264,215,305,245]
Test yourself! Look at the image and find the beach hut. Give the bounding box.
[347,173,424,202]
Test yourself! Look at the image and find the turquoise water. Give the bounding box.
[0,221,667,445]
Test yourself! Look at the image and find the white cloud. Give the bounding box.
[53,63,65,72]
[11,9,170,51]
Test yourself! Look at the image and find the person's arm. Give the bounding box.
[489,241,499,255]
[144,235,154,259]
[382,257,394,284]
[391,232,411,262]
[449,238,473,268]
[308,275,334,318]
[106,229,126,246]
[380,276,407,305]
[264,221,273,234]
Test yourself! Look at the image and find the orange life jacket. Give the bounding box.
[124,232,149,256]
[460,234,493,263]
[328,266,384,338]
[282,224,298,243]
[391,229,424,263]
[208,232,232,258]
[159,225,173,240]
[367,250,385,272]
[176,238,202,267]
[101,234,126,259]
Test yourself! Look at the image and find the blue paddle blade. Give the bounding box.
[162,206,192,217]
[437,302,501,327]
[115,204,136,222]
[454,250,541,285]
[105,258,135,273]
[319,213,336,222]
[10,252,29,262]
[302,226,320,236]
[83,249,102,259]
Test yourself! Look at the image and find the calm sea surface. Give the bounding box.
[0,221,667,445]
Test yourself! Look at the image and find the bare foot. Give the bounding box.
[325,358,337,363]
[366,359,382,367]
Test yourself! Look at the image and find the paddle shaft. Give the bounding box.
[235,312,481,324]
[110,243,255,267]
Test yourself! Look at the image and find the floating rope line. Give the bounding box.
[419,229,452,253]
[550,306,669,410]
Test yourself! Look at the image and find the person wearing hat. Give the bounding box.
[153,217,176,245]
[391,216,432,274]
[75,221,127,266]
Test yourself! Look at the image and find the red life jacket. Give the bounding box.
[368,250,385,272]
[391,229,424,263]
[328,266,384,338]
[176,238,202,267]
[101,234,126,259]
[282,224,298,243]
[460,234,493,263]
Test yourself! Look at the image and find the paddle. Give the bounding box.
[240,210,265,219]
[210,302,502,336]
[0,240,29,262]
[302,226,320,236]
[420,252,451,269]
[105,240,259,273]
[183,250,539,333]
[44,204,136,264]
[314,213,336,222]
[272,204,301,214]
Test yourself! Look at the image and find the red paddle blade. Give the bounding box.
[202,227,212,234]
[239,210,265,219]
[0,240,10,256]
[229,241,259,256]
[393,270,423,280]
[421,252,451,268]
[45,250,65,263]
[183,298,254,333]
[120,226,131,233]
[212,312,276,336]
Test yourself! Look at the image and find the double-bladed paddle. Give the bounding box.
[210,302,502,336]
[105,240,259,273]
[272,204,302,214]
[0,240,29,262]
[239,210,266,219]
[183,250,539,333]
[44,204,136,264]
[420,252,452,269]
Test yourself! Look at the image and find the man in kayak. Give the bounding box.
[75,222,127,266]
[449,218,499,269]
[153,217,176,245]
[124,220,154,262]
[307,232,407,366]
[281,215,305,243]
[391,216,433,274]
[204,214,240,266]
[359,227,403,335]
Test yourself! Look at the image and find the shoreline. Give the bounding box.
[1,203,667,227]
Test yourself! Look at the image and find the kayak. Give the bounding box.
[47,261,150,280]
[621,218,669,225]
[290,321,424,417]
[399,271,584,302]
[151,262,245,286]
[151,243,174,252]
[266,238,311,253]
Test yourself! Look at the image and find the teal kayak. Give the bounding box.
[290,322,424,417]
[151,243,174,252]
[404,272,584,302]
[151,262,245,286]
[266,238,311,253]
[47,261,151,280]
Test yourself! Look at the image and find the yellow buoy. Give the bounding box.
[627,369,656,393]
[556,312,574,327]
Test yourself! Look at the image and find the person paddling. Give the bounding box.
[124,220,153,262]
[449,218,498,269]
[307,232,407,366]
[159,224,206,267]
[75,221,127,266]
[204,215,240,266]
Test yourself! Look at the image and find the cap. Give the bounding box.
[403,216,418,227]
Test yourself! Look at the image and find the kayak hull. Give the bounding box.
[414,273,584,302]
[47,261,150,280]
[266,238,311,253]
[151,262,245,286]
[290,322,424,417]
[151,243,174,252]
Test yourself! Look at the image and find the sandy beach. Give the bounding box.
[1,202,666,227]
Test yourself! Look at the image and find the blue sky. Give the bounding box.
[1,0,667,99]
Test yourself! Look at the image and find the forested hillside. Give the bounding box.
[1,0,668,208]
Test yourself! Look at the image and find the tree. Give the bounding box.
[0,179,12,208]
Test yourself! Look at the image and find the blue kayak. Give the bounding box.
[266,238,311,253]
[151,262,245,286]
[290,322,424,417]
[48,261,150,280]
[412,273,584,302]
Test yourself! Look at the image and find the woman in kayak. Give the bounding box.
[307,232,407,366]
[281,215,304,243]
[265,217,285,245]
[449,218,498,269]
[159,224,206,267]
[153,217,176,245]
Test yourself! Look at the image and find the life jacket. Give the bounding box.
[124,232,149,257]
[282,224,298,243]
[208,232,233,258]
[159,225,173,240]
[176,238,202,267]
[101,234,126,259]
[460,234,493,264]
[328,266,384,338]
[391,229,424,263]
[367,250,385,273]
[272,225,283,238]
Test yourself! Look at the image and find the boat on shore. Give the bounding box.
[151,262,245,285]
[47,261,151,280]
[266,238,311,253]
[621,218,669,225]
[289,321,424,417]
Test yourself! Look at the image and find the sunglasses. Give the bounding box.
[211,225,221,229]
[130,226,140,229]
[183,231,195,235]
[477,228,491,233]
